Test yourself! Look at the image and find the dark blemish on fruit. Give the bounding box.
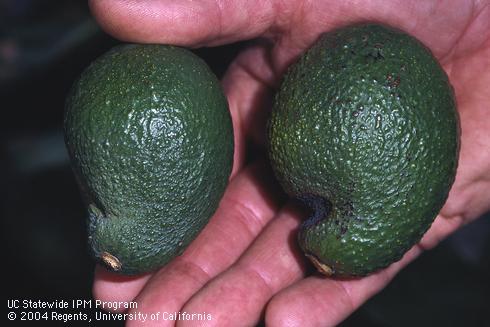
[386,74,401,88]
[299,194,332,228]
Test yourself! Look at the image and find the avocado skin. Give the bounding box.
[64,44,233,275]
[268,24,459,276]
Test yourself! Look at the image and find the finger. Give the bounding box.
[88,0,276,47]
[123,161,284,326]
[223,39,278,154]
[178,204,306,326]
[417,214,465,250]
[441,43,490,220]
[92,266,151,313]
[89,0,466,52]
[266,247,422,327]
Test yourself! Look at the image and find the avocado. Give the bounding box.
[64,44,233,275]
[268,24,459,277]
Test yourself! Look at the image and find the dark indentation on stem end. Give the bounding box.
[298,194,332,228]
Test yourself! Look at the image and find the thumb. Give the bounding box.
[89,0,276,47]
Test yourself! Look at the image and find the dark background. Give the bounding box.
[2,1,489,326]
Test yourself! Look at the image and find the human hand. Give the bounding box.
[89,0,490,325]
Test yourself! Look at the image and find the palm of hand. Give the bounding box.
[90,0,490,325]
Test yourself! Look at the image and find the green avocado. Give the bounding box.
[268,24,459,277]
[64,44,233,275]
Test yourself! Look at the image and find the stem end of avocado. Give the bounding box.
[100,252,122,272]
[306,253,334,276]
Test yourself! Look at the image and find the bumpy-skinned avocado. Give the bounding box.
[64,44,234,275]
[268,23,459,277]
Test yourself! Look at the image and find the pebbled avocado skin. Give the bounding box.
[268,24,460,277]
[64,44,234,275]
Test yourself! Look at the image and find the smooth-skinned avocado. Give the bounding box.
[64,44,234,275]
[268,23,459,277]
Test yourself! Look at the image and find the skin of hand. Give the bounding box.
[88,0,490,326]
